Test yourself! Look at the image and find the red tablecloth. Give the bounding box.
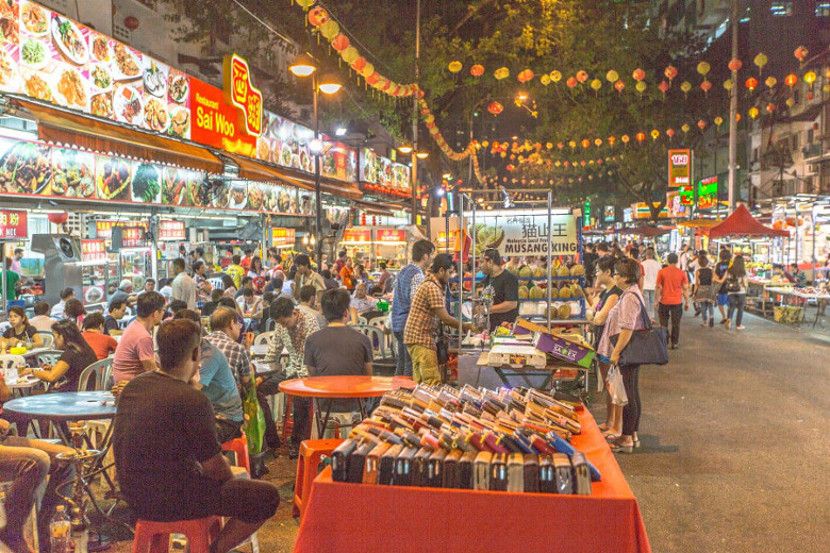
[294,408,651,553]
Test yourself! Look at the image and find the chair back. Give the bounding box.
[354,325,387,360]
[77,357,114,391]
[254,331,274,346]
[263,318,277,332]
[0,354,27,371]
[357,316,368,326]
[33,350,64,367]
[36,332,54,348]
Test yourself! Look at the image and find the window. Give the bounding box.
[770,1,793,16]
[817,2,830,17]
[791,133,799,151]
[807,129,815,144]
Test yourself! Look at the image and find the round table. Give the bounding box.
[2,391,116,422]
[279,375,415,436]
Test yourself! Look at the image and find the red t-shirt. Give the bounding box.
[656,265,688,305]
[82,331,118,360]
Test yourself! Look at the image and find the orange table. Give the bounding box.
[279,375,415,436]
[294,407,651,553]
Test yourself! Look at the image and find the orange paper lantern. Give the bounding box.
[470,64,485,77]
[745,77,759,91]
[664,65,678,81]
[728,58,742,72]
[632,68,645,81]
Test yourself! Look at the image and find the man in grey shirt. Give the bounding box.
[304,288,372,377]
[171,257,197,310]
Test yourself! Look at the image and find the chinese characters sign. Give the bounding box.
[668,149,691,188]
[158,220,186,241]
[225,54,262,137]
[271,227,296,247]
[80,239,106,261]
[0,210,27,239]
[474,211,577,256]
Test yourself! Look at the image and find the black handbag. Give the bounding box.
[610,291,669,366]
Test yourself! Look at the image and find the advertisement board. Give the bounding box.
[359,148,411,191]
[158,220,186,241]
[603,206,615,223]
[678,184,694,206]
[375,229,406,243]
[342,228,372,243]
[472,210,578,256]
[271,227,296,247]
[80,238,106,261]
[668,148,691,188]
[0,209,27,239]
[697,176,718,210]
[632,202,669,219]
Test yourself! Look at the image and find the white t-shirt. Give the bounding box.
[642,259,662,291]
[171,272,197,309]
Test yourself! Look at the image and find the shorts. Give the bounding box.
[716,293,729,306]
[129,477,279,523]
[407,344,442,385]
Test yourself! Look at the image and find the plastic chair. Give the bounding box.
[36,332,54,349]
[293,439,343,518]
[253,331,274,346]
[131,516,222,553]
[32,350,63,367]
[77,357,114,391]
[221,430,250,474]
[0,353,27,371]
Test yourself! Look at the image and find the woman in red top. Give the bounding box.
[339,257,356,291]
[81,313,118,360]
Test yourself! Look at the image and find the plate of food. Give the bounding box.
[211,182,229,208]
[0,142,53,195]
[228,184,248,210]
[56,66,88,109]
[188,177,206,207]
[143,60,167,98]
[168,73,189,104]
[96,158,132,200]
[0,14,19,45]
[90,34,111,63]
[168,105,190,138]
[91,91,113,118]
[162,167,187,205]
[0,48,17,88]
[113,84,143,125]
[90,64,112,91]
[20,37,48,69]
[248,184,264,210]
[52,15,89,65]
[21,1,49,37]
[84,286,104,304]
[112,43,141,81]
[132,162,161,203]
[23,71,54,102]
[50,148,95,198]
[143,97,169,132]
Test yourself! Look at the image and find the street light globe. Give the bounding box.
[397,144,414,154]
[309,138,324,154]
[415,151,429,160]
[289,54,317,77]
[318,74,343,94]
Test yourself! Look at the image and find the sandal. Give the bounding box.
[604,431,622,441]
[597,423,609,432]
[608,437,634,453]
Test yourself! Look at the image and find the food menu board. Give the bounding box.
[271,227,295,247]
[359,148,410,192]
[375,229,406,243]
[158,220,185,241]
[80,238,106,261]
[120,226,145,248]
[0,0,191,139]
[0,209,27,238]
[94,220,147,240]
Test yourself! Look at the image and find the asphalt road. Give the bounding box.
[615,310,830,553]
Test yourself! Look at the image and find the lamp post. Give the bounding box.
[289,55,341,266]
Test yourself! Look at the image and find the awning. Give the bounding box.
[223,152,311,191]
[14,98,223,175]
[706,204,789,238]
[677,219,724,229]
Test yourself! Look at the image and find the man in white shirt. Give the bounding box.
[171,257,197,310]
[50,287,75,319]
[29,301,57,332]
[641,248,662,321]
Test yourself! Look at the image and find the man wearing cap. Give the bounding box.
[479,248,519,331]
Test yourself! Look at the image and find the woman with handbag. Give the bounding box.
[597,258,650,453]
[694,252,716,328]
[723,254,748,330]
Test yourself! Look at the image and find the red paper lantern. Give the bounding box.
[794,46,808,63]
[351,57,367,72]
[331,34,350,52]
[664,65,678,81]
[566,76,578,88]
[658,80,669,94]
[487,101,504,116]
[632,68,645,81]
[470,64,484,77]
[307,6,329,27]
[666,128,676,138]
[48,212,68,224]
[697,119,706,130]
[635,132,646,143]
[784,73,798,88]
[517,69,535,83]
[614,80,625,93]
[745,77,759,91]
[576,70,589,83]
[728,58,742,72]
[581,139,590,149]
[700,80,712,93]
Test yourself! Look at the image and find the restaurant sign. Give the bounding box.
[0,209,27,239]
[375,229,406,243]
[667,149,691,188]
[271,227,296,247]
[158,220,186,241]
[225,54,262,137]
[359,148,411,191]
[473,210,578,256]
[342,228,372,243]
[80,238,106,261]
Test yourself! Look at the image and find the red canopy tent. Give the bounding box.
[706,204,789,239]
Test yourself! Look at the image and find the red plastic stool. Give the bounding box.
[221,430,250,474]
[292,438,343,518]
[131,516,222,553]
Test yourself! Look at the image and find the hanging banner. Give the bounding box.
[0,209,27,239]
[668,149,691,188]
[472,210,577,256]
[80,239,106,261]
[342,228,372,243]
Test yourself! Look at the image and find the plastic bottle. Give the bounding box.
[49,505,72,553]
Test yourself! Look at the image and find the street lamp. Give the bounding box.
[397,144,414,154]
[289,54,341,266]
[415,151,429,160]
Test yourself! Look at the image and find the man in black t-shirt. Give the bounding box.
[305,288,373,377]
[713,249,731,324]
[113,319,278,553]
[479,248,519,330]
[104,299,127,336]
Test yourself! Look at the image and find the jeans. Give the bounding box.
[643,289,656,319]
[658,303,683,346]
[291,397,312,446]
[700,301,714,323]
[256,373,286,449]
[0,435,75,548]
[394,331,412,377]
[728,293,746,326]
[620,364,641,436]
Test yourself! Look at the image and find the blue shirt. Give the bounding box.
[391,263,423,333]
[199,341,243,422]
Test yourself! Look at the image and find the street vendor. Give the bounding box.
[479,248,519,330]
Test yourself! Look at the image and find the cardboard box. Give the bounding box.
[532,331,595,369]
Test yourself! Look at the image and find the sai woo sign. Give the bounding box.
[0,210,27,239]
[668,149,691,188]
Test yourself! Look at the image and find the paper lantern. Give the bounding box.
[568,140,577,149]
[590,78,602,91]
[594,138,603,146]
[635,80,647,93]
[518,69,535,83]
[487,101,503,116]
[566,76,578,88]
[606,70,619,83]
[470,64,484,77]
[341,46,358,64]
[794,46,809,63]
[545,142,553,149]
[804,71,817,85]
[697,119,706,130]
[632,68,645,81]
[621,134,630,144]
[580,160,587,166]
[581,138,590,149]
[723,79,734,91]
[307,6,329,27]
[635,132,646,143]
[359,62,374,77]
[784,73,798,88]
[666,128,676,138]
[557,142,564,149]
[753,53,768,73]
[728,58,742,72]
[540,74,551,86]
[735,113,741,122]
[766,102,776,113]
[664,65,678,81]
[608,136,616,145]
[48,212,68,224]
[650,129,660,140]
[614,80,625,93]
[331,33,350,52]
[554,160,561,167]
[680,81,692,95]
[764,76,777,89]
[785,97,795,107]
[747,106,760,119]
[714,116,724,127]
[297,0,315,9]
[550,70,562,82]
[700,80,712,94]
[697,61,711,76]
[494,67,509,80]
[681,123,690,133]
[658,80,670,95]
[319,19,340,40]
[576,70,589,83]
[745,77,758,91]
[448,61,462,73]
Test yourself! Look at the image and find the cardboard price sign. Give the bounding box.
[0,210,27,239]
[668,149,691,188]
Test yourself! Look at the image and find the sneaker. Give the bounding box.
[736,325,746,330]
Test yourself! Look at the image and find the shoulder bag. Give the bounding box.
[610,291,669,366]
